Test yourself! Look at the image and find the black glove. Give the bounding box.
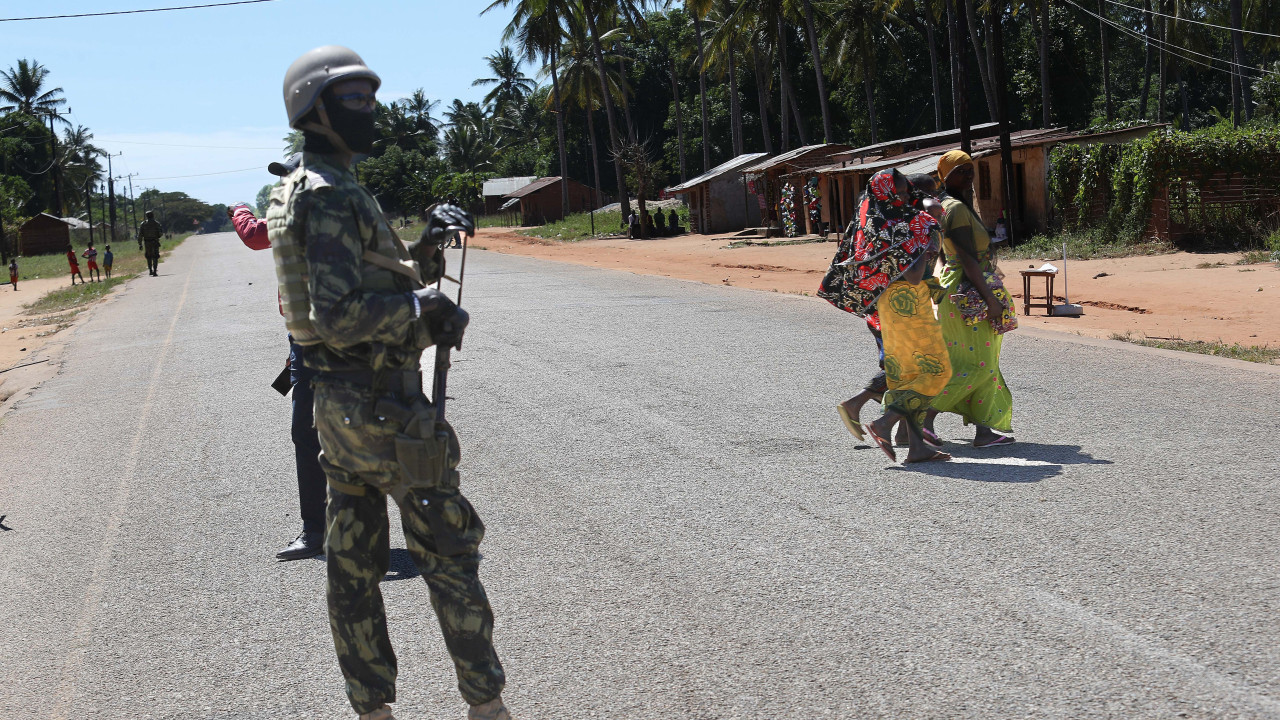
[414,288,469,349]
[423,204,475,245]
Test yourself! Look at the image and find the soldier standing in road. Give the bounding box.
[138,210,163,276]
[266,46,511,720]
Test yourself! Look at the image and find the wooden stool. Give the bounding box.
[1019,270,1057,316]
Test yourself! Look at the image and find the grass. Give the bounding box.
[522,209,626,241]
[16,233,191,315]
[1109,331,1280,364]
[1003,229,1176,261]
[477,213,520,228]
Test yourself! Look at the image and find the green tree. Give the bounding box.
[472,46,537,116]
[0,59,67,118]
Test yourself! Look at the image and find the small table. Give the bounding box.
[1019,270,1057,316]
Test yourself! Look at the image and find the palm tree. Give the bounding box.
[403,89,442,141]
[488,0,575,216]
[580,0,644,221]
[796,0,834,143]
[444,123,499,173]
[557,11,629,213]
[473,46,536,117]
[685,0,713,172]
[0,59,68,119]
[705,0,745,157]
[58,125,103,215]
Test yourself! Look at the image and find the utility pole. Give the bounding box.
[101,151,122,241]
[120,173,139,236]
[989,0,1018,245]
[85,178,94,248]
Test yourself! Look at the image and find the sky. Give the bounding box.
[1,0,524,207]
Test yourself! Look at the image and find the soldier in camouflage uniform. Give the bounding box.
[266,46,511,720]
[138,211,163,276]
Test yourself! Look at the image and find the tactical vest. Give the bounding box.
[266,156,423,347]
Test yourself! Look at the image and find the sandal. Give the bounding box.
[905,449,952,464]
[837,402,865,441]
[973,434,1015,448]
[865,422,897,462]
[921,427,943,447]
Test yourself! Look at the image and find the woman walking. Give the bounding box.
[822,169,951,463]
[926,151,1016,447]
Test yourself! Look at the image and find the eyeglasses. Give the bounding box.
[332,92,377,112]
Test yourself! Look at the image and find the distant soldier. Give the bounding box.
[138,210,163,276]
[267,46,512,720]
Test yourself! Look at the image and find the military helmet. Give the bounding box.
[145,210,154,218]
[282,45,381,128]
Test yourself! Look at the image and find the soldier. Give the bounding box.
[138,210,163,276]
[266,46,511,720]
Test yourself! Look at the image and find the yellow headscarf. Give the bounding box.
[937,150,973,183]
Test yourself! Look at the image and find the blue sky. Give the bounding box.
[1,0,524,206]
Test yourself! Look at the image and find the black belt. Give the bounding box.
[320,368,424,397]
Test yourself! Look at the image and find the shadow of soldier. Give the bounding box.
[889,442,1110,483]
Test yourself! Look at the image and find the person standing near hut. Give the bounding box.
[103,245,113,279]
[925,151,1016,447]
[65,245,85,285]
[8,257,17,291]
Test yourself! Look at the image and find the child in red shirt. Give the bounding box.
[66,246,85,285]
[82,242,101,282]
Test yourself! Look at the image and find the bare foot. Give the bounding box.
[904,448,952,464]
[866,416,897,462]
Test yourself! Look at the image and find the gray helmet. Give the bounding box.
[282,45,381,128]
[145,210,154,218]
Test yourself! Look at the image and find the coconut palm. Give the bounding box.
[473,46,537,117]
[557,10,630,210]
[704,0,745,157]
[0,59,68,119]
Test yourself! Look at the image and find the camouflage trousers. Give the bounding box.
[313,378,506,715]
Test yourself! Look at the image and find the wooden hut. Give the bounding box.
[739,144,853,236]
[18,213,73,255]
[504,176,598,225]
[482,176,536,214]
[664,152,768,235]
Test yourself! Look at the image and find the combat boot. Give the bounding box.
[467,696,512,720]
[358,704,395,720]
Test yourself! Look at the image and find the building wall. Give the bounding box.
[19,216,71,256]
[704,174,758,234]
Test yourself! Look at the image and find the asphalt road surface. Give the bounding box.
[2,233,1277,720]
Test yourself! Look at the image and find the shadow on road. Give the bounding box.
[384,548,421,582]
[889,442,1110,483]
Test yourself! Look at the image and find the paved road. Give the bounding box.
[1,233,1277,720]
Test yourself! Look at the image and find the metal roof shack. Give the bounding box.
[503,176,600,225]
[482,176,537,214]
[18,213,74,256]
[739,144,853,234]
[665,153,768,235]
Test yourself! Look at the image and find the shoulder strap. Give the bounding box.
[361,249,423,287]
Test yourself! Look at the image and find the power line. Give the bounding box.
[1064,0,1280,79]
[0,0,283,22]
[96,138,282,150]
[1100,0,1280,40]
[134,166,263,181]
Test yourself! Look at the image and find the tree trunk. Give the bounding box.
[549,46,570,217]
[864,74,878,144]
[617,56,637,142]
[1039,0,1052,127]
[1140,0,1152,120]
[1097,0,1112,121]
[694,13,712,172]
[729,45,744,156]
[1179,64,1191,130]
[587,106,603,212]
[952,0,973,152]
[963,0,998,121]
[947,0,962,128]
[669,55,687,181]
[586,9,630,222]
[990,0,1018,241]
[753,46,775,153]
[925,12,943,132]
[799,0,833,142]
[777,16,809,146]
[1231,0,1252,121]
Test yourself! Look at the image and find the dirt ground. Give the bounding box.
[3,227,1277,400]
[475,227,1280,349]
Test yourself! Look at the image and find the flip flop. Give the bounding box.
[837,403,866,441]
[921,427,943,447]
[905,450,952,464]
[973,434,1015,448]
[865,422,897,462]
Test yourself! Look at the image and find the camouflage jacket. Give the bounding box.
[265,151,429,373]
[138,219,163,242]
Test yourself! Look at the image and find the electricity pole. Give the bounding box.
[119,173,139,235]
[44,108,71,216]
[85,179,94,247]
[101,151,122,242]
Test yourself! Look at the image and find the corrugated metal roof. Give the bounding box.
[665,152,769,194]
[483,176,537,197]
[504,176,563,198]
[740,143,853,174]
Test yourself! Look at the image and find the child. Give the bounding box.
[8,257,16,291]
[82,242,101,282]
[103,245,113,279]
[66,246,85,285]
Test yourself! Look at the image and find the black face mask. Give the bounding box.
[324,96,376,154]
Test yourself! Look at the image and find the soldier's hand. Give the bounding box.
[413,288,469,349]
[422,204,475,246]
